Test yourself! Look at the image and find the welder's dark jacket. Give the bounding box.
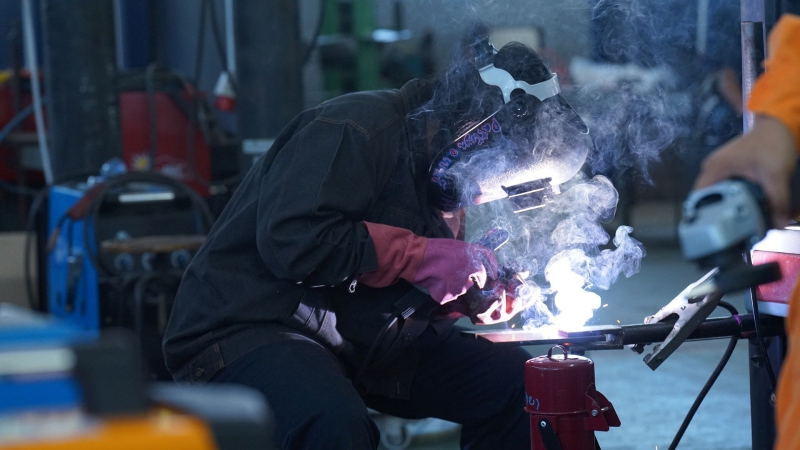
[163,79,454,396]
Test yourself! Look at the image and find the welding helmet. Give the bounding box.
[428,38,591,212]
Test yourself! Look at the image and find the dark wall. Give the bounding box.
[0,2,22,70]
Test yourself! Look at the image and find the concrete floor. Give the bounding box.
[396,245,755,450]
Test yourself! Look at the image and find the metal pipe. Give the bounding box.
[740,0,767,133]
[461,313,785,348]
[21,0,54,185]
[621,313,783,346]
[741,21,765,133]
[224,0,236,76]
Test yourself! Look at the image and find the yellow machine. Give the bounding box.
[0,304,274,450]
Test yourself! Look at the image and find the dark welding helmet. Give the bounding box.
[429,39,591,212]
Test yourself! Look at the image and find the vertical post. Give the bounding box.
[40,0,122,183]
[234,0,303,166]
[741,0,777,447]
[740,0,766,133]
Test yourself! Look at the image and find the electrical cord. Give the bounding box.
[145,63,159,169]
[0,101,35,143]
[0,179,40,197]
[21,0,52,184]
[668,300,740,450]
[24,189,48,310]
[354,314,399,389]
[185,0,243,193]
[750,286,778,391]
[0,98,49,197]
[76,172,215,278]
[302,0,327,66]
[205,0,236,93]
[187,0,218,190]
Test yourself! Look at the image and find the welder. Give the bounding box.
[692,14,800,450]
[163,38,592,449]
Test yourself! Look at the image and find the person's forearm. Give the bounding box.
[748,14,800,151]
[717,67,743,115]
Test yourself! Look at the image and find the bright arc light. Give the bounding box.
[546,257,601,330]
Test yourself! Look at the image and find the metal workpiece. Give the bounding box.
[461,313,784,352]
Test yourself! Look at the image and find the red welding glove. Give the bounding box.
[359,222,497,304]
[444,277,526,325]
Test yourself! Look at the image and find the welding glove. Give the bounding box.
[359,222,498,304]
[434,275,526,325]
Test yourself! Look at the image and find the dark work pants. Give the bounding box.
[210,325,532,450]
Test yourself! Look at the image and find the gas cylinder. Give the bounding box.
[525,345,620,450]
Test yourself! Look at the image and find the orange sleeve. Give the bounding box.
[775,278,800,449]
[747,14,800,152]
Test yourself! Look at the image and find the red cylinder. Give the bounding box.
[525,346,620,450]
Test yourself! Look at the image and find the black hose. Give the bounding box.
[668,301,740,450]
[0,101,34,143]
[0,98,48,197]
[354,314,399,388]
[79,172,215,277]
[205,0,231,86]
[0,179,40,197]
[24,189,48,310]
[145,63,159,168]
[750,289,778,391]
[302,0,327,66]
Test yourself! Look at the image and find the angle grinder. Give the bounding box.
[678,179,782,297]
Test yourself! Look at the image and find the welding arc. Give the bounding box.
[668,301,739,450]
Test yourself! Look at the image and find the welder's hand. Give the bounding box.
[413,239,498,304]
[359,222,498,305]
[460,277,526,325]
[694,115,798,228]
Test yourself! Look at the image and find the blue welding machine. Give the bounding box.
[47,184,102,331]
[44,173,213,379]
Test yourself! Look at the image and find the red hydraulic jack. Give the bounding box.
[525,345,620,450]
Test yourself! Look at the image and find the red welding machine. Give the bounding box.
[525,345,620,450]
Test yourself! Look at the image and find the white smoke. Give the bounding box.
[467,172,645,329]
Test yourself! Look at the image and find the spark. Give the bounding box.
[617,320,621,324]
[602,304,609,308]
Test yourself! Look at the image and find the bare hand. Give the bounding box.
[694,115,798,227]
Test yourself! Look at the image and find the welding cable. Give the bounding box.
[185,1,245,193]
[80,172,215,278]
[302,0,327,66]
[750,287,778,391]
[24,188,48,310]
[668,301,740,450]
[82,172,215,276]
[21,0,52,185]
[0,99,49,197]
[205,0,237,93]
[186,0,214,188]
[145,63,159,169]
[354,313,400,389]
[132,271,181,340]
